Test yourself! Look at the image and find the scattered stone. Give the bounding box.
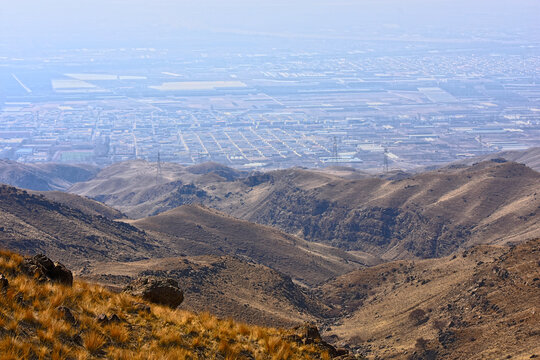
[57,306,77,325]
[438,330,456,349]
[50,262,73,286]
[335,348,350,356]
[109,314,122,323]
[97,314,109,324]
[493,266,509,280]
[96,313,122,325]
[131,302,151,313]
[123,277,184,308]
[21,254,73,286]
[291,323,322,344]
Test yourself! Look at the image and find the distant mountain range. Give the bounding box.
[70,157,539,261]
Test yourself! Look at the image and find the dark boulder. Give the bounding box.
[123,277,184,308]
[49,262,73,286]
[109,314,122,323]
[0,273,8,290]
[21,254,73,286]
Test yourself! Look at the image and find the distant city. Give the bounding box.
[1,41,539,171]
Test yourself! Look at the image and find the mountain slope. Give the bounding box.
[0,160,99,191]
[68,160,244,217]
[128,204,376,286]
[82,255,328,328]
[33,190,125,219]
[71,160,540,260]
[0,250,332,360]
[0,184,168,267]
[317,238,540,359]
[224,161,539,259]
[0,184,349,328]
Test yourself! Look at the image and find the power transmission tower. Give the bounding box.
[383,147,389,173]
[156,151,162,185]
[479,135,483,153]
[332,136,339,165]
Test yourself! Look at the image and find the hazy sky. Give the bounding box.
[1,0,539,51]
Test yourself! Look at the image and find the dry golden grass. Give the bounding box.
[0,249,330,359]
[83,331,107,353]
[105,323,130,344]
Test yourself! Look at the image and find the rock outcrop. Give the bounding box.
[123,276,184,308]
[21,254,73,286]
[289,323,351,358]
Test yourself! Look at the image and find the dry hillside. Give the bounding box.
[0,250,334,359]
[0,184,170,266]
[128,204,377,286]
[33,191,125,220]
[68,160,245,217]
[0,160,99,191]
[317,238,540,359]
[71,159,540,260]
[0,183,353,328]
[82,255,328,328]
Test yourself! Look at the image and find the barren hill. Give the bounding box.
[33,190,125,219]
[128,204,377,286]
[82,255,328,328]
[0,160,99,191]
[71,160,540,260]
[222,160,540,259]
[316,237,540,359]
[0,184,168,266]
[69,160,245,217]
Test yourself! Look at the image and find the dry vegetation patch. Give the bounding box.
[0,249,331,359]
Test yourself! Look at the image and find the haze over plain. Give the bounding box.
[2,0,540,52]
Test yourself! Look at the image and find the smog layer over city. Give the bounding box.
[1,0,539,171]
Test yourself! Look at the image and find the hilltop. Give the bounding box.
[68,160,245,217]
[449,146,540,172]
[0,250,335,359]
